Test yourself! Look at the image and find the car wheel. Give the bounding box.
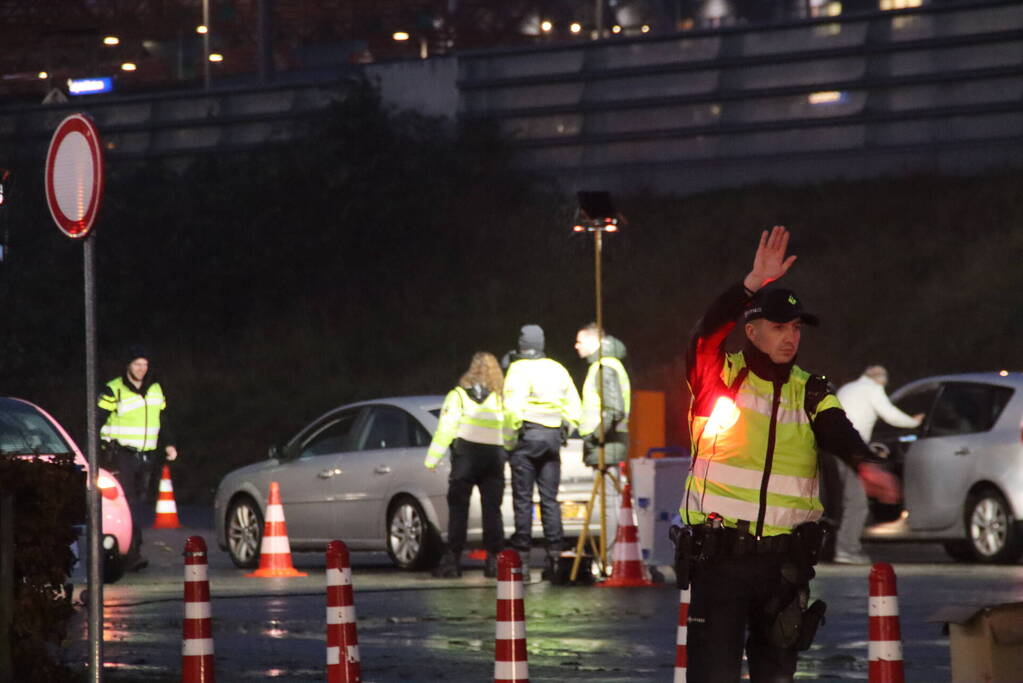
[386,496,440,570]
[965,489,1023,564]
[227,496,264,569]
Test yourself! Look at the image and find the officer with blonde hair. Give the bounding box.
[426,351,510,578]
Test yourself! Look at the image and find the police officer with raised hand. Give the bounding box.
[677,226,900,681]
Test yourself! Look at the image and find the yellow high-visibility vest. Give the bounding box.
[425,387,511,466]
[98,377,166,451]
[681,352,840,536]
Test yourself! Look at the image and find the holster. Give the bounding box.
[668,525,694,589]
[764,521,831,651]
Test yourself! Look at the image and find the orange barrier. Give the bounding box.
[245,482,307,578]
[494,550,528,682]
[598,483,655,587]
[868,563,905,683]
[326,540,361,683]
[182,535,214,682]
[152,465,181,529]
[674,587,690,682]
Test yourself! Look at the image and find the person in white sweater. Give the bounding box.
[832,366,924,563]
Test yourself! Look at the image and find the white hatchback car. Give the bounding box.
[214,396,617,570]
[863,372,1023,563]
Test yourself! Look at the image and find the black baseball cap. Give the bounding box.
[743,287,819,326]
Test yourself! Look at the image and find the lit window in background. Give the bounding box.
[196,25,208,34]
[208,53,224,62]
[880,0,923,9]
[120,62,137,71]
[103,36,120,46]
[808,90,847,105]
[392,31,410,41]
[540,20,553,32]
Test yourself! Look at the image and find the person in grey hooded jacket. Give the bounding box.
[574,323,631,467]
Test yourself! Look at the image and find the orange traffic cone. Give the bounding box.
[245,482,307,578]
[598,483,655,587]
[152,465,182,529]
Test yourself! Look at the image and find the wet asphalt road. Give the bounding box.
[64,509,1023,682]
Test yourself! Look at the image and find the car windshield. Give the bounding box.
[0,398,73,456]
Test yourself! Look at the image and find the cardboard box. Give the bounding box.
[931,602,1023,682]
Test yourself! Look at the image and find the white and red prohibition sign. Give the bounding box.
[45,113,104,239]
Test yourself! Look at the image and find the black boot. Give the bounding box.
[541,553,562,584]
[432,550,461,578]
[484,552,498,578]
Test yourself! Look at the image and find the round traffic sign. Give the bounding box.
[45,113,104,239]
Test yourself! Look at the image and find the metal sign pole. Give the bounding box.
[84,235,103,682]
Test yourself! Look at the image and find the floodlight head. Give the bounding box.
[573,191,623,232]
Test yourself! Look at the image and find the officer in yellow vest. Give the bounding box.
[504,324,581,581]
[98,347,178,570]
[677,227,899,681]
[574,323,631,468]
[425,352,511,578]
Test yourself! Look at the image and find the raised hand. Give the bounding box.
[744,225,797,292]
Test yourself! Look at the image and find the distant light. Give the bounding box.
[120,62,137,72]
[612,25,622,34]
[1000,370,1009,377]
[826,1,843,15]
[68,76,114,95]
[641,24,651,33]
[103,35,120,46]
[196,24,208,34]
[540,20,553,32]
[392,31,410,41]
[573,225,585,232]
[37,71,48,79]
[808,90,846,105]
[605,224,619,232]
[570,22,582,34]
[208,53,224,62]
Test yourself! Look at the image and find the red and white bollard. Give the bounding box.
[183,535,214,683]
[868,562,905,683]
[674,587,690,682]
[326,540,361,683]
[494,549,528,683]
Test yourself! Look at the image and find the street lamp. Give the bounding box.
[569,191,623,582]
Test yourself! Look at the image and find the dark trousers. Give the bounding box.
[687,552,800,682]
[447,440,506,555]
[108,444,157,556]
[508,423,563,553]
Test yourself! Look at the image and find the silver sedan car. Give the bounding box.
[863,372,1023,563]
[214,396,616,570]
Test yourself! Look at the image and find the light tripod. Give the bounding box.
[568,198,621,582]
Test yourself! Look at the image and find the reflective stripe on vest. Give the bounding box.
[99,378,166,451]
[681,353,840,536]
[579,356,631,437]
[426,387,507,465]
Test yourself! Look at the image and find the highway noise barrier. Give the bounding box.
[674,587,690,682]
[868,563,905,683]
[152,464,181,529]
[326,540,362,683]
[183,535,214,682]
[598,483,655,587]
[246,481,307,578]
[494,549,529,682]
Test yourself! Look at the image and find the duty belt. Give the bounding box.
[691,525,792,557]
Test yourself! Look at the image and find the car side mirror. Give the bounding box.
[268,444,282,461]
